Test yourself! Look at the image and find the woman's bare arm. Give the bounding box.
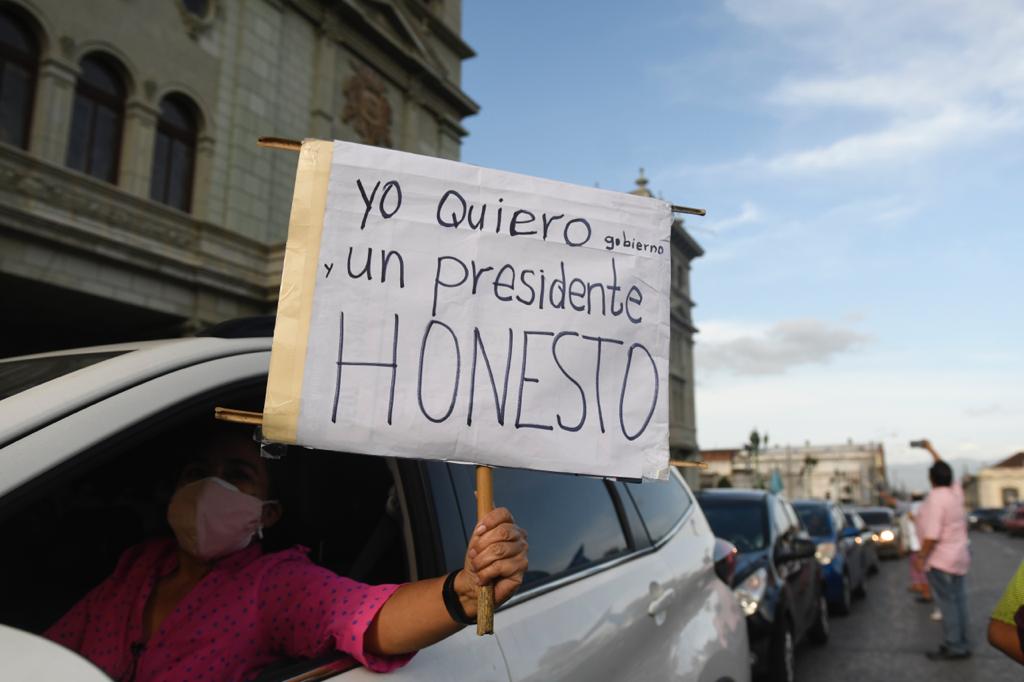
[364,507,528,656]
[989,618,1024,664]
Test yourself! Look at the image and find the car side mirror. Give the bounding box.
[713,537,738,585]
[841,525,859,538]
[776,537,816,563]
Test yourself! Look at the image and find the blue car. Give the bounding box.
[792,499,869,615]
[699,490,828,682]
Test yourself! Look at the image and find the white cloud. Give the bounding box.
[721,0,1024,172]
[697,318,869,376]
[766,107,1019,173]
[704,201,761,233]
[964,403,1009,418]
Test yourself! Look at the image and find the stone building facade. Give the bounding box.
[962,452,1024,509]
[628,171,703,477]
[0,0,476,356]
[700,441,888,503]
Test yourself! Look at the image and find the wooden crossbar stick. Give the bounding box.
[670,459,709,469]
[475,465,495,635]
[670,204,707,217]
[258,136,302,151]
[214,407,264,425]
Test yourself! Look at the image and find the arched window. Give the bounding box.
[66,54,125,183]
[149,94,198,212]
[0,8,39,149]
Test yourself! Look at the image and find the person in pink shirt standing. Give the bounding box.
[912,439,971,661]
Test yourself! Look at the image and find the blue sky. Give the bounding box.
[460,1,1022,467]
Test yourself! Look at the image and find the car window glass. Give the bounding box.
[770,496,790,537]
[699,498,769,553]
[422,461,470,573]
[794,505,832,536]
[784,501,802,533]
[448,465,629,590]
[843,512,865,531]
[613,482,651,550]
[0,351,127,400]
[858,510,893,525]
[832,507,847,532]
[623,473,691,542]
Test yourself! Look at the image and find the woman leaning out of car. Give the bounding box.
[44,422,529,682]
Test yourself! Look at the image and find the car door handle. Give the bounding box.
[648,587,676,617]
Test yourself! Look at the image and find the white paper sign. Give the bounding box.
[263,140,672,480]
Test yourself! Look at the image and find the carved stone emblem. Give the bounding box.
[342,64,393,147]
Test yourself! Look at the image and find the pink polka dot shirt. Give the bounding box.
[45,538,412,681]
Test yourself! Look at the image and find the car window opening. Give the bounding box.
[0,392,410,681]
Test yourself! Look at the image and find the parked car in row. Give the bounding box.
[698,490,828,682]
[852,507,902,558]
[968,507,1008,532]
[792,500,869,616]
[0,324,751,682]
[1003,504,1024,536]
[842,509,881,575]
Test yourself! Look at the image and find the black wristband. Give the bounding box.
[442,570,476,625]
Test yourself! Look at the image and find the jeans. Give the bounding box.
[927,568,970,654]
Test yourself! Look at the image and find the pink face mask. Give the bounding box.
[167,477,274,561]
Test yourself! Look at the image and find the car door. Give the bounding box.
[832,506,862,586]
[770,497,812,635]
[445,465,682,682]
[0,354,512,682]
[781,499,818,635]
[623,474,748,681]
[335,461,511,682]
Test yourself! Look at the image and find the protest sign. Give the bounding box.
[263,139,673,481]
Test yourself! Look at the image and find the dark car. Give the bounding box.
[792,499,869,616]
[843,510,880,574]
[853,506,902,558]
[1003,504,1024,536]
[699,489,828,682]
[969,507,1007,531]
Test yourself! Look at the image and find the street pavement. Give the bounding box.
[795,530,1023,681]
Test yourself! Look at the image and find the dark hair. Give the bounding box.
[929,461,953,487]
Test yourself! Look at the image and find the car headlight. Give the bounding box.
[880,529,895,542]
[968,514,978,524]
[872,533,880,543]
[734,567,768,617]
[815,542,837,565]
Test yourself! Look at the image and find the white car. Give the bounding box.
[0,325,749,681]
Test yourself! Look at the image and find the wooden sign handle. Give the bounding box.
[475,465,495,635]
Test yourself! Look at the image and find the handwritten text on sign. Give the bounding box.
[271,140,672,480]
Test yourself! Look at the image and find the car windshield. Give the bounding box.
[858,510,893,525]
[794,505,832,536]
[0,352,126,400]
[699,498,769,553]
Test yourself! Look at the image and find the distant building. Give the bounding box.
[962,452,1024,508]
[0,0,476,356]
[699,441,888,504]
[627,170,704,481]
[700,448,738,488]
